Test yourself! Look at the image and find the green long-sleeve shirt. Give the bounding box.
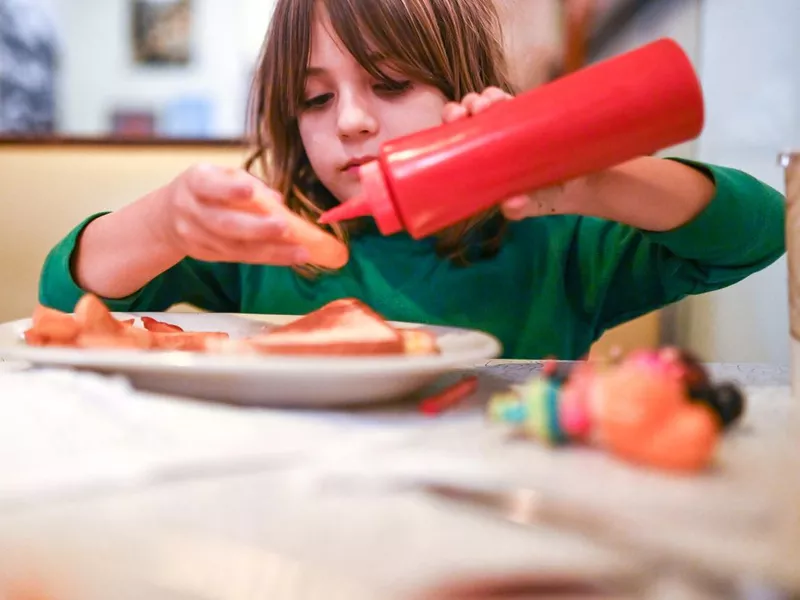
[39,159,786,359]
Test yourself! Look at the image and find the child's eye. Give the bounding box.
[373,80,412,96]
[302,93,333,109]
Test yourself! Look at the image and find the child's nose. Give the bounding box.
[337,94,378,139]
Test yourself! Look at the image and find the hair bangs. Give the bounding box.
[321,0,453,96]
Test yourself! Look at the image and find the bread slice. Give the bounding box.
[248,298,406,355]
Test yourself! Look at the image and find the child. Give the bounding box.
[39,0,785,360]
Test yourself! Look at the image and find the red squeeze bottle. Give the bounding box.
[318,38,704,238]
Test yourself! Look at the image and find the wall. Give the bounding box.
[52,0,556,137]
[0,144,248,320]
[52,0,276,138]
[592,0,791,364]
[680,0,794,364]
[240,0,278,63]
[496,0,562,91]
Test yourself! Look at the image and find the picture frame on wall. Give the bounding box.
[110,109,156,138]
[132,0,192,65]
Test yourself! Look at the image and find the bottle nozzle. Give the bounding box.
[318,195,371,225]
[318,160,403,235]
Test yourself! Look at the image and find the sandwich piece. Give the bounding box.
[245,298,407,355]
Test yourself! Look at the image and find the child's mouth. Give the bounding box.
[342,157,377,174]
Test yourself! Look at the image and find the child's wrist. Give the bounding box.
[511,178,590,220]
[143,185,186,262]
[554,175,592,215]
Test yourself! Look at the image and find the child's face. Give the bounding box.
[298,13,448,203]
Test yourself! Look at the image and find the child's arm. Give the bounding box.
[556,159,785,336]
[39,165,310,311]
[71,165,305,299]
[504,156,717,232]
[456,92,783,337]
[39,212,242,314]
[71,188,186,299]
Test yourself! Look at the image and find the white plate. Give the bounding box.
[0,312,501,406]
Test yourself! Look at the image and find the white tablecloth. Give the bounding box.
[0,361,796,599]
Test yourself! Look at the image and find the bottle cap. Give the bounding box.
[318,160,403,235]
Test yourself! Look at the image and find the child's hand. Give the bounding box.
[157,164,310,265]
[442,87,570,221]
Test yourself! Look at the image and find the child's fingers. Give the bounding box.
[177,216,308,265]
[470,96,492,114]
[473,87,513,114]
[232,243,310,266]
[174,208,255,255]
[177,208,295,260]
[195,204,290,242]
[179,171,348,269]
[500,195,533,221]
[444,88,513,122]
[173,215,236,258]
[463,89,510,115]
[442,102,469,123]
[482,86,513,103]
[193,243,309,266]
[174,200,309,265]
[460,92,482,115]
[468,88,513,116]
[186,164,253,203]
[247,190,350,269]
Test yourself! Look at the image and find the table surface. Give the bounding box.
[0,360,796,600]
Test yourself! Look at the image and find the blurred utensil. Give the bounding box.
[421,482,793,599]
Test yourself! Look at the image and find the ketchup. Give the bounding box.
[318,38,704,239]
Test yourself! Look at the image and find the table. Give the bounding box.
[0,361,796,600]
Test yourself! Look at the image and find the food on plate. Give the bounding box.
[399,328,440,356]
[209,298,440,356]
[25,295,229,352]
[140,315,183,333]
[23,296,440,357]
[257,297,407,355]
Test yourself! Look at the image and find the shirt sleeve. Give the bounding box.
[38,213,241,313]
[570,158,786,335]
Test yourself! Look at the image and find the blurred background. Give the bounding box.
[0,0,793,363]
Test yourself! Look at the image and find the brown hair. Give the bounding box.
[245,0,515,274]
